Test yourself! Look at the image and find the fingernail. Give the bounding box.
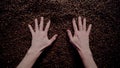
[35,18,37,21]
[73,18,75,20]
[56,34,58,37]
[41,17,44,19]
[84,18,86,21]
[67,30,69,32]
[48,20,51,23]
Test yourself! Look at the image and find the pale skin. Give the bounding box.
[17,17,58,68]
[67,16,97,68]
[17,16,97,68]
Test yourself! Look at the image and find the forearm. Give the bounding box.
[17,17,57,68]
[17,48,42,68]
[78,49,97,68]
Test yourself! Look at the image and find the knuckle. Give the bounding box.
[70,38,74,42]
[70,39,73,42]
[72,38,78,43]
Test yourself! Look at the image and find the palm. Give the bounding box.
[28,17,57,52]
[67,16,92,51]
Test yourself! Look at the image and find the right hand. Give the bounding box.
[67,16,92,54]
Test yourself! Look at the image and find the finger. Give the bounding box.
[67,30,73,40]
[78,16,82,31]
[72,18,78,32]
[35,18,38,31]
[87,24,92,34]
[39,17,44,31]
[45,20,50,32]
[28,24,34,35]
[50,34,58,42]
[83,18,86,31]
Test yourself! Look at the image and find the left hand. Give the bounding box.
[28,17,58,53]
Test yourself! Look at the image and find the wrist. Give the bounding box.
[78,49,92,57]
[27,48,42,57]
[78,49,97,68]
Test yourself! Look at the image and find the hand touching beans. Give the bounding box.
[67,16,92,54]
[28,17,58,52]
[67,16,97,68]
[17,16,97,68]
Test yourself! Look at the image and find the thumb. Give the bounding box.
[67,30,72,40]
[50,34,58,43]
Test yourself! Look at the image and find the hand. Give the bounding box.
[67,16,92,54]
[28,17,58,53]
[67,16,97,68]
[17,17,58,68]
